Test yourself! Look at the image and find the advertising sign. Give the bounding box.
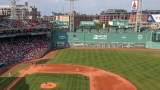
[56,21,69,26]
[138,35,143,40]
[131,0,138,11]
[147,14,160,23]
[93,35,107,40]
[113,19,128,27]
[80,21,96,27]
[59,35,66,40]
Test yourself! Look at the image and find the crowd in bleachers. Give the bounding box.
[0,19,24,29]
[0,35,50,69]
[24,19,51,28]
[0,19,51,30]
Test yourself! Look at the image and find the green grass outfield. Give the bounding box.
[45,49,160,90]
[1,49,160,90]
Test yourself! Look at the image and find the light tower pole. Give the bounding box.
[66,0,77,32]
[9,0,19,19]
[135,0,142,33]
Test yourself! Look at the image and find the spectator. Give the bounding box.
[0,35,50,70]
[0,19,51,30]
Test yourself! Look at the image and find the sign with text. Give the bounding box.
[56,21,69,26]
[80,21,96,27]
[93,35,107,40]
[113,19,128,27]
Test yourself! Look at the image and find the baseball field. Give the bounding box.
[1,48,160,90]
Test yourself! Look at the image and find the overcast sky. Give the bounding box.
[0,0,160,15]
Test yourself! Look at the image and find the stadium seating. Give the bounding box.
[0,19,51,31]
[0,35,50,69]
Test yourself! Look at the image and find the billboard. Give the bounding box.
[80,21,96,27]
[131,0,138,11]
[56,21,69,26]
[147,14,160,22]
[112,19,128,27]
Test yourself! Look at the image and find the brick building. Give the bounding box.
[142,10,160,14]
[74,12,99,28]
[99,9,130,24]
[129,10,160,22]
[0,2,40,20]
[129,13,148,22]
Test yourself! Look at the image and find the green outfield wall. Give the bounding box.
[146,41,160,49]
[50,30,155,48]
[146,32,160,49]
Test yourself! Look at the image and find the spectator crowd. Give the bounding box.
[0,19,24,29]
[0,19,51,30]
[0,35,50,70]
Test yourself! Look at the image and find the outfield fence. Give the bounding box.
[47,30,160,49]
[51,30,151,48]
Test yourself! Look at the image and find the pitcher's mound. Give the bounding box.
[40,82,56,89]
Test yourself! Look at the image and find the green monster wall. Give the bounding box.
[51,30,153,48]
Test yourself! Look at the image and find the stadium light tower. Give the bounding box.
[9,0,19,19]
[66,0,77,32]
[135,0,142,33]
